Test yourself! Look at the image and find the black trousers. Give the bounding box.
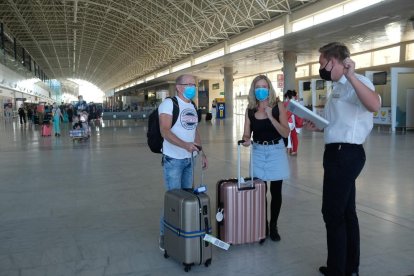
[19,114,26,124]
[322,143,366,276]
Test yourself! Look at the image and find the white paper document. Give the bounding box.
[203,234,230,250]
[287,100,329,129]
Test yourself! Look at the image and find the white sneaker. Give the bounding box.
[159,235,165,252]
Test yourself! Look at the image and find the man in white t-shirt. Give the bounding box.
[306,42,381,276]
[157,74,208,251]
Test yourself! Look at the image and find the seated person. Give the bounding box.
[72,115,83,129]
[73,122,83,129]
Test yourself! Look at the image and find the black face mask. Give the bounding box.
[319,60,333,81]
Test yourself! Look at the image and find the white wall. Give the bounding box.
[209,79,224,107]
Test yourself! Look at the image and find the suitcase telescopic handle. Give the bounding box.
[191,146,204,190]
[237,140,254,189]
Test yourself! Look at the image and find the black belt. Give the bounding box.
[325,143,362,150]
[254,139,279,145]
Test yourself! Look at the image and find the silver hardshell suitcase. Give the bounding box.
[163,153,212,272]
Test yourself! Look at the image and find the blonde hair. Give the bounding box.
[247,75,278,109]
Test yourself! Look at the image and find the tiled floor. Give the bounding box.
[0,117,413,276]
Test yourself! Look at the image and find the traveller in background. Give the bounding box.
[211,99,216,120]
[18,104,26,125]
[4,103,13,122]
[305,42,381,276]
[52,103,64,136]
[27,106,33,124]
[59,102,65,122]
[241,75,290,241]
[157,74,208,252]
[284,89,303,156]
[67,104,74,123]
[37,104,45,125]
[62,107,69,123]
[44,105,52,122]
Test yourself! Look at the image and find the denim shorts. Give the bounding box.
[162,155,193,190]
[160,155,193,234]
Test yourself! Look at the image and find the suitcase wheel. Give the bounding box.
[164,251,169,259]
[184,264,191,272]
[259,238,266,245]
[204,258,212,267]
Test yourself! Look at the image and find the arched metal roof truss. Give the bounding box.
[0,0,314,91]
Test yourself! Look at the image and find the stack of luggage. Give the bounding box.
[162,142,266,271]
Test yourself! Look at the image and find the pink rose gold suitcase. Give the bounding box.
[216,140,266,245]
[41,124,52,136]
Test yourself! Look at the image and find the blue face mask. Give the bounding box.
[255,87,269,101]
[183,85,196,100]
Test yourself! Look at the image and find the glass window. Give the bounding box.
[157,69,170,77]
[194,49,224,64]
[296,65,309,78]
[372,46,400,66]
[145,75,154,81]
[292,17,313,32]
[172,61,191,72]
[270,28,284,40]
[311,63,320,76]
[406,43,414,61]
[353,52,371,69]
[344,0,384,15]
[314,6,343,25]
[292,0,385,33]
[230,27,284,53]
[267,71,278,82]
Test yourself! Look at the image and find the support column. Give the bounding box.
[223,67,233,118]
[0,23,4,52]
[284,13,292,35]
[168,83,176,97]
[282,51,297,94]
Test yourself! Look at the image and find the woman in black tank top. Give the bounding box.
[241,75,290,242]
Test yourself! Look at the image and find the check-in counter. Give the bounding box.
[101,110,154,120]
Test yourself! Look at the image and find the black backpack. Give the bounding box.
[147,97,179,154]
[147,97,199,154]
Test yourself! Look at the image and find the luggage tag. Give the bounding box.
[194,185,207,194]
[203,234,230,250]
[216,208,224,222]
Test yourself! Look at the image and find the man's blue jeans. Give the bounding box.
[160,155,193,235]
